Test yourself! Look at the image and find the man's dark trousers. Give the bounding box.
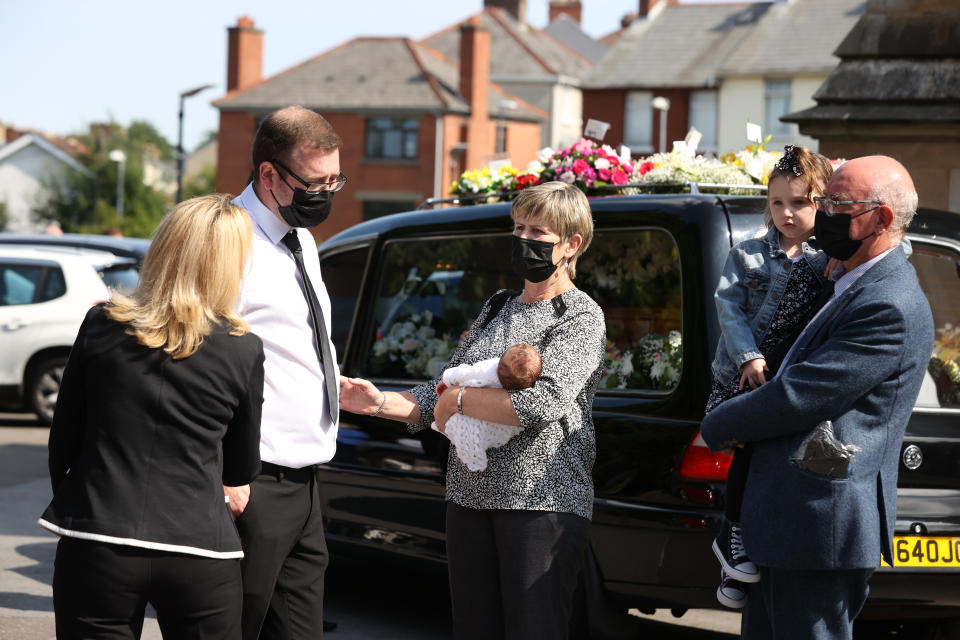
[236,463,329,640]
[742,566,872,640]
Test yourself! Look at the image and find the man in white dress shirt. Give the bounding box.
[225,105,345,640]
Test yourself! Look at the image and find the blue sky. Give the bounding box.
[2,1,732,152]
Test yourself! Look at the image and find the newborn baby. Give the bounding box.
[433,344,542,471]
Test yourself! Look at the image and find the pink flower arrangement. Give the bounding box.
[539,138,635,195]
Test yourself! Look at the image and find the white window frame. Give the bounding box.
[764,79,793,138]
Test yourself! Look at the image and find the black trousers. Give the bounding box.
[52,537,242,640]
[742,566,873,640]
[236,464,329,640]
[445,502,591,640]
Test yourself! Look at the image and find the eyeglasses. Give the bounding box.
[271,158,348,192]
[813,196,883,218]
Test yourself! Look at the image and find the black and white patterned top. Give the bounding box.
[705,257,824,412]
[408,288,606,520]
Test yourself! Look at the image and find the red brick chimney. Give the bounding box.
[459,20,493,172]
[484,0,527,25]
[226,16,263,93]
[638,0,677,18]
[549,0,582,24]
[216,16,263,194]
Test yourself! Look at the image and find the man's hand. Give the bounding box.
[339,377,383,415]
[224,484,250,520]
[739,358,769,391]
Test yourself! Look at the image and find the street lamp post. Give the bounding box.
[176,83,215,203]
[652,96,671,153]
[108,149,127,218]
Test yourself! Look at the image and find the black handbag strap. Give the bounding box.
[479,289,521,330]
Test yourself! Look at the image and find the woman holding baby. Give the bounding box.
[340,181,606,640]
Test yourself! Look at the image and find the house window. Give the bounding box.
[764,79,792,137]
[496,123,508,154]
[689,91,717,151]
[624,91,653,150]
[365,118,419,160]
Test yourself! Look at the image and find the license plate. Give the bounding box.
[885,536,960,567]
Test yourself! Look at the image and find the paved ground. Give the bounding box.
[0,415,740,639]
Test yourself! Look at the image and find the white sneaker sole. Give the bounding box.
[712,539,761,583]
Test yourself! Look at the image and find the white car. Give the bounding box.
[0,246,138,424]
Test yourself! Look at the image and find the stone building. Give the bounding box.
[785,0,960,212]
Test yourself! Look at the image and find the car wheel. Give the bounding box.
[25,355,66,426]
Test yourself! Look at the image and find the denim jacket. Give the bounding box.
[710,225,828,383]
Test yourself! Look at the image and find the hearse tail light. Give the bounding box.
[678,431,733,482]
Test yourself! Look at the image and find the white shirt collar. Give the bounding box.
[236,182,292,246]
[833,246,897,299]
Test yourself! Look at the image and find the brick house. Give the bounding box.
[581,0,863,156]
[421,0,594,150]
[214,17,545,240]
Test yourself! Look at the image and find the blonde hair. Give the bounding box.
[510,181,594,279]
[105,194,253,359]
[764,146,834,228]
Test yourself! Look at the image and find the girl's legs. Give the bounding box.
[724,445,752,523]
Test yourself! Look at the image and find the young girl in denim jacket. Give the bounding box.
[706,146,834,608]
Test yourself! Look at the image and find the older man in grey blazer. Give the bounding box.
[701,156,934,640]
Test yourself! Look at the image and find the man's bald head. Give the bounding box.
[830,156,918,236]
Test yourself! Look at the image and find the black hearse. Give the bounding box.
[316,189,960,636]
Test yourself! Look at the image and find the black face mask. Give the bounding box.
[814,208,877,261]
[271,187,334,228]
[511,236,562,283]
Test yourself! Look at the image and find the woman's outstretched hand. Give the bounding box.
[339,377,383,415]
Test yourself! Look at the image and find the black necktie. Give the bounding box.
[766,279,836,375]
[281,231,339,423]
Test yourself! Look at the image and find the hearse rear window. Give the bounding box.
[910,240,960,409]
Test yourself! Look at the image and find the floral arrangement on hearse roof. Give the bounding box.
[450,133,791,202]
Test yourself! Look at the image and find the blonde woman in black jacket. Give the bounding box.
[39,194,265,640]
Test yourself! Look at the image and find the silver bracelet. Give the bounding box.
[457,387,465,415]
[372,392,386,417]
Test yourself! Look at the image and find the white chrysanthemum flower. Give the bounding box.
[620,352,634,378]
[650,359,667,380]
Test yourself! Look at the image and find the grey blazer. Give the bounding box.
[701,245,934,570]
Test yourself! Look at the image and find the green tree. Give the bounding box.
[33,121,172,238]
[0,200,8,231]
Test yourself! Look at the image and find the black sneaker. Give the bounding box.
[712,520,760,583]
[717,570,747,609]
